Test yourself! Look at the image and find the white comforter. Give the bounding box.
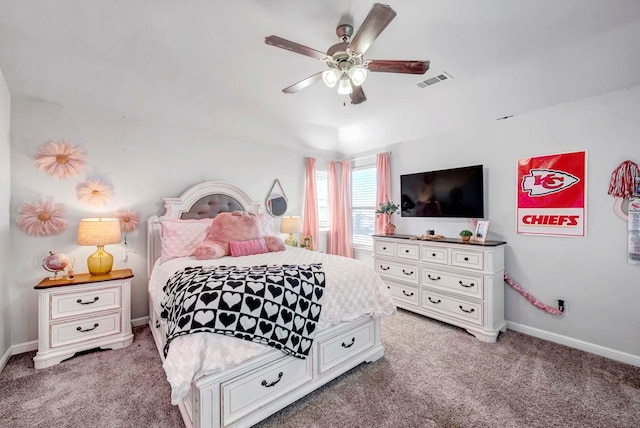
[148,247,396,404]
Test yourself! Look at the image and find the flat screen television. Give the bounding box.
[400,165,484,218]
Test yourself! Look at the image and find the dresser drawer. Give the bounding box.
[318,321,374,373]
[385,281,420,306]
[421,290,483,326]
[396,243,420,261]
[222,355,312,425]
[50,286,122,320]
[375,260,419,284]
[50,311,122,348]
[374,241,395,257]
[421,268,483,299]
[421,245,449,265]
[450,249,484,270]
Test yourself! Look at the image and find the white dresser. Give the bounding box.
[373,235,507,342]
[33,269,134,369]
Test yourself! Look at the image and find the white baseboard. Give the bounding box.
[131,316,150,327]
[0,340,38,374]
[507,321,640,367]
[0,347,11,374]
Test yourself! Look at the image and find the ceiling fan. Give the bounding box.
[265,3,430,105]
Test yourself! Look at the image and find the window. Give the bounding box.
[351,165,377,247]
[316,169,329,229]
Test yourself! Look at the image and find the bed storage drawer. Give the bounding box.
[318,321,375,373]
[222,354,312,425]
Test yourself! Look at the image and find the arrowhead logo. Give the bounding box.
[522,169,579,197]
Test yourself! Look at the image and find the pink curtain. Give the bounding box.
[337,160,353,257]
[327,160,353,257]
[375,152,391,234]
[327,161,340,255]
[302,157,319,246]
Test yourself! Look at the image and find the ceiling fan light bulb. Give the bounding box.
[322,69,340,88]
[337,77,353,95]
[349,67,367,86]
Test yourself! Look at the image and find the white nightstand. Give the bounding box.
[33,269,134,369]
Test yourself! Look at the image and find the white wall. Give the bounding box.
[0,66,10,364]
[384,85,640,359]
[9,97,338,345]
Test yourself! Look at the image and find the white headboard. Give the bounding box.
[146,181,261,277]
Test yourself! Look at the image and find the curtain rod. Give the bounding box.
[305,151,391,163]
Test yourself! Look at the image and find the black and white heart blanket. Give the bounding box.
[160,263,326,359]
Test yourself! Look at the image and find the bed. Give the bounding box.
[146,181,396,428]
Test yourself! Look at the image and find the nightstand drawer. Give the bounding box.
[50,286,122,320]
[50,311,122,348]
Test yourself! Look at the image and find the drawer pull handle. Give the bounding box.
[380,265,390,271]
[428,297,441,304]
[404,249,410,253]
[382,246,387,250]
[427,274,441,281]
[155,320,160,328]
[431,253,436,257]
[459,281,475,288]
[402,269,414,276]
[342,337,356,348]
[402,290,415,297]
[459,305,475,314]
[76,323,99,333]
[261,371,283,388]
[464,257,469,261]
[77,296,99,305]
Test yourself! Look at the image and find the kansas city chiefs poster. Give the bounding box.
[517,151,586,237]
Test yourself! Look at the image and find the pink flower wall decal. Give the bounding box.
[16,199,67,236]
[35,140,86,179]
[77,180,112,206]
[113,210,139,233]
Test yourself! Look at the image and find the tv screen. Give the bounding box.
[400,165,484,218]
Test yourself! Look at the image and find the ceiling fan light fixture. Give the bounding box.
[337,76,353,95]
[322,69,340,88]
[349,66,367,86]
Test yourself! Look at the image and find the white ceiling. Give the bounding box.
[1,0,640,156]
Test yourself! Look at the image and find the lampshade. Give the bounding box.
[280,216,301,234]
[280,216,301,247]
[337,76,353,95]
[77,218,121,275]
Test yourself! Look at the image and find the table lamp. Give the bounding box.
[77,218,122,275]
[280,216,301,247]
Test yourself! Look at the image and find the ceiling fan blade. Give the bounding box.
[350,85,367,105]
[348,3,397,57]
[265,35,328,60]
[367,59,430,74]
[282,72,324,94]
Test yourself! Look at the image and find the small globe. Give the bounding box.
[43,251,69,277]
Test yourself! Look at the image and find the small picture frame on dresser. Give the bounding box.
[473,221,490,243]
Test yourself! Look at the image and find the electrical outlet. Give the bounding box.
[558,299,567,316]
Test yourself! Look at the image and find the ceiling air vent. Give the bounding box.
[417,72,452,88]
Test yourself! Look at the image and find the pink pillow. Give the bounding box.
[160,218,213,263]
[229,238,269,257]
[194,211,262,260]
[264,235,286,252]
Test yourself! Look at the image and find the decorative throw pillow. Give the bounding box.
[160,218,213,263]
[194,211,262,260]
[256,213,275,236]
[229,238,269,257]
[263,235,286,252]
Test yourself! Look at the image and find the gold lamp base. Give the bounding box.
[284,233,298,247]
[86,245,114,275]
